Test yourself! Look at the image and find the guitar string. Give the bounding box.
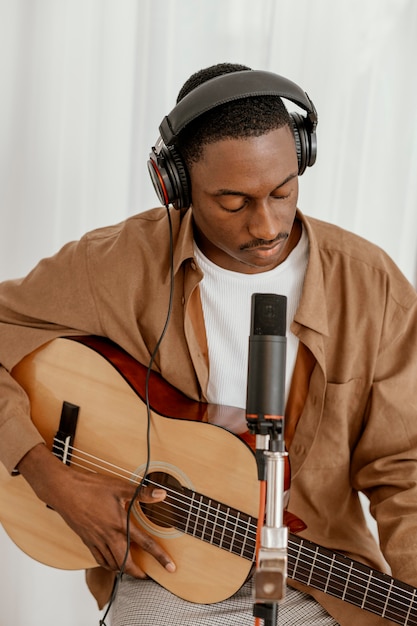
[287,540,417,620]
[137,487,417,622]
[54,439,401,584]
[52,440,258,546]
[52,440,417,618]
[54,457,417,622]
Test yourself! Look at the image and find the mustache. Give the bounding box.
[239,232,289,251]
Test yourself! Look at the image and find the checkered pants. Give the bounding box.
[108,577,339,625]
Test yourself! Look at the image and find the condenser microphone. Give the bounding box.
[246,293,287,445]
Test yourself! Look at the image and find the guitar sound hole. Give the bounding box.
[140,471,185,529]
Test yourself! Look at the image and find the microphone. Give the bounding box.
[246,293,287,447]
[246,293,288,608]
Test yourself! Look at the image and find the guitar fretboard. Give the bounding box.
[146,486,417,625]
[161,486,256,560]
[289,534,417,625]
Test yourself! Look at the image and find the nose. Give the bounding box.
[247,200,278,242]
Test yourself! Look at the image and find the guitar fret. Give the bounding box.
[324,555,336,594]
[291,538,303,580]
[288,538,313,586]
[226,509,237,552]
[209,502,221,544]
[404,588,416,625]
[220,507,230,549]
[239,516,251,557]
[360,571,373,610]
[206,499,220,544]
[183,491,195,535]
[197,501,206,538]
[200,497,210,541]
[306,546,319,587]
[381,580,394,619]
[193,494,203,537]
[341,562,353,601]
[228,511,240,553]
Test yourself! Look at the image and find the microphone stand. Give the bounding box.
[248,420,288,626]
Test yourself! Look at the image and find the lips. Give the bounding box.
[250,239,285,254]
[241,234,288,253]
[256,243,281,251]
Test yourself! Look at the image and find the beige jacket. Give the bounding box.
[1,207,417,625]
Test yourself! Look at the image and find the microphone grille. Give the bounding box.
[251,293,287,337]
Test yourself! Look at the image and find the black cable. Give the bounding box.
[99,206,175,625]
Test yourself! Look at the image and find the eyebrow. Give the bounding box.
[213,171,298,197]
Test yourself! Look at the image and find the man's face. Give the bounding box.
[189,126,300,274]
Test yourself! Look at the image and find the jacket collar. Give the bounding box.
[293,210,330,338]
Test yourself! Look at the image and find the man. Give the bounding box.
[1,63,417,626]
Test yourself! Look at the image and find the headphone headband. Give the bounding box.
[160,70,317,146]
[148,69,318,209]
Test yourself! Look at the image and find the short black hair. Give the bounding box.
[176,63,292,167]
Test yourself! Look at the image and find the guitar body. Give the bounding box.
[0,336,259,604]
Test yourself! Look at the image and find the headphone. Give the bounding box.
[148,70,318,210]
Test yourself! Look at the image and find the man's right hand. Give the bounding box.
[17,443,176,577]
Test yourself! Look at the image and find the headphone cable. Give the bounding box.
[99,205,175,625]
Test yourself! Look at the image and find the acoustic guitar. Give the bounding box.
[1,336,416,623]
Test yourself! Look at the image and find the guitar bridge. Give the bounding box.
[52,401,80,465]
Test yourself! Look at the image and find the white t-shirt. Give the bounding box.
[194,225,309,409]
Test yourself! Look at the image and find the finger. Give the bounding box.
[129,526,176,573]
[121,551,150,579]
[136,486,167,503]
[89,545,120,572]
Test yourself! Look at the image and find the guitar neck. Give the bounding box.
[288,534,417,625]
[155,484,417,625]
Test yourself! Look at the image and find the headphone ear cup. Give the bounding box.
[290,112,317,175]
[147,143,190,209]
[166,145,191,209]
[148,147,172,207]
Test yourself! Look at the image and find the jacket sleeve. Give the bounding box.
[0,236,102,472]
[351,283,417,587]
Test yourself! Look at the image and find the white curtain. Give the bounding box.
[0,1,416,624]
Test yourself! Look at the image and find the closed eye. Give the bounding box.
[215,172,298,213]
